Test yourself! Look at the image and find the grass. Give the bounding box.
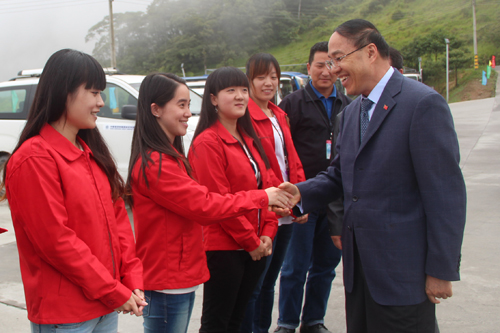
[246,0,500,102]
[425,67,497,103]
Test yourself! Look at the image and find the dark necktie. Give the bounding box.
[360,98,374,142]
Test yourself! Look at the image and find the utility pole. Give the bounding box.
[445,38,450,102]
[298,0,302,20]
[109,0,117,68]
[472,0,478,69]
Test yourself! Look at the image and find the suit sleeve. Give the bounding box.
[409,92,466,281]
[8,156,131,309]
[114,198,143,291]
[189,140,262,252]
[296,106,345,214]
[137,153,268,225]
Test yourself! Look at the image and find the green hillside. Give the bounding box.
[90,0,499,100]
[244,0,499,69]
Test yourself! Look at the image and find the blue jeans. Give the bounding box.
[241,224,293,333]
[143,290,195,333]
[278,210,342,329]
[31,312,118,333]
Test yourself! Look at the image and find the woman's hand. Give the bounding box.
[264,187,293,209]
[249,240,267,261]
[133,289,146,314]
[260,236,273,256]
[115,291,148,316]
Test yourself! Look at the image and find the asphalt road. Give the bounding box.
[1,70,499,332]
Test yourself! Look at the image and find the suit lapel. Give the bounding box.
[357,72,403,153]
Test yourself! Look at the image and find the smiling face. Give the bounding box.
[64,84,104,132]
[307,51,337,97]
[153,84,191,143]
[250,65,279,105]
[328,32,372,96]
[211,86,249,125]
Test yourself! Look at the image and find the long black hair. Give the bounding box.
[1,49,124,201]
[126,73,192,205]
[193,67,270,169]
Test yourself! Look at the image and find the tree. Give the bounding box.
[86,11,152,73]
[85,0,300,75]
[446,48,472,86]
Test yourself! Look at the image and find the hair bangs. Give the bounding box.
[246,53,281,82]
[81,54,106,91]
[207,67,249,96]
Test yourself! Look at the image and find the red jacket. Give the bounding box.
[188,121,278,252]
[248,99,306,186]
[130,151,269,290]
[5,124,143,324]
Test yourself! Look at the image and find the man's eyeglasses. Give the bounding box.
[325,44,369,70]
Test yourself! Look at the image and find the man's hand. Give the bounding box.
[292,213,308,224]
[331,235,342,250]
[271,182,302,216]
[425,275,453,304]
[270,206,292,216]
[278,182,301,206]
[264,187,294,209]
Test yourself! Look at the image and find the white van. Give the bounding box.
[0,70,202,179]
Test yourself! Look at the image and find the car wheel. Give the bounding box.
[0,154,9,197]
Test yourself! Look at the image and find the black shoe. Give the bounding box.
[299,323,331,333]
[274,326,296,333]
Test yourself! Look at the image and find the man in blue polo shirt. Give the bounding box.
[276,41,351,333]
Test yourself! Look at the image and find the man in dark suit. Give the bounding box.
[279,19,466,332]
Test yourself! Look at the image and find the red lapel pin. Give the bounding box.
[384,105,388,110]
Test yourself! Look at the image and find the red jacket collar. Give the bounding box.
[40,124,92,161]
[248,98,285,121]
[212,119,254,147]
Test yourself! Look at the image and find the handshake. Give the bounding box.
[264,182,305,223]
[248,182,307,262]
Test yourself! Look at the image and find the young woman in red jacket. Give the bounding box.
[127,73,292,333]
[242,53,308,333]
[0,49,146,333]
[188,67,281,332]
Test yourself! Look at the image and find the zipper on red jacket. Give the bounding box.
[233,136,263,237]
[84,152,117,278]
[257,209,261,236]
[107,229,117,278]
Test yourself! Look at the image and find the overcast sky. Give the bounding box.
[0,0,152,82]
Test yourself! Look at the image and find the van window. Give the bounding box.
[280,78,294,99]
[98,84,138,119]
[0,86,31,119]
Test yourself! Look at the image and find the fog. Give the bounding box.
[0,0,151,82]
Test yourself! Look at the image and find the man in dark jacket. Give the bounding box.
[276,41,351,333]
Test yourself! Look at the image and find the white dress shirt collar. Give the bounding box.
[364,66,394,119]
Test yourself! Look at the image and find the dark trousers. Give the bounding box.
[345,237,436,333]
[200,250,267,333]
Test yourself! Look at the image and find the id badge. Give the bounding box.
[326,140,332,159]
